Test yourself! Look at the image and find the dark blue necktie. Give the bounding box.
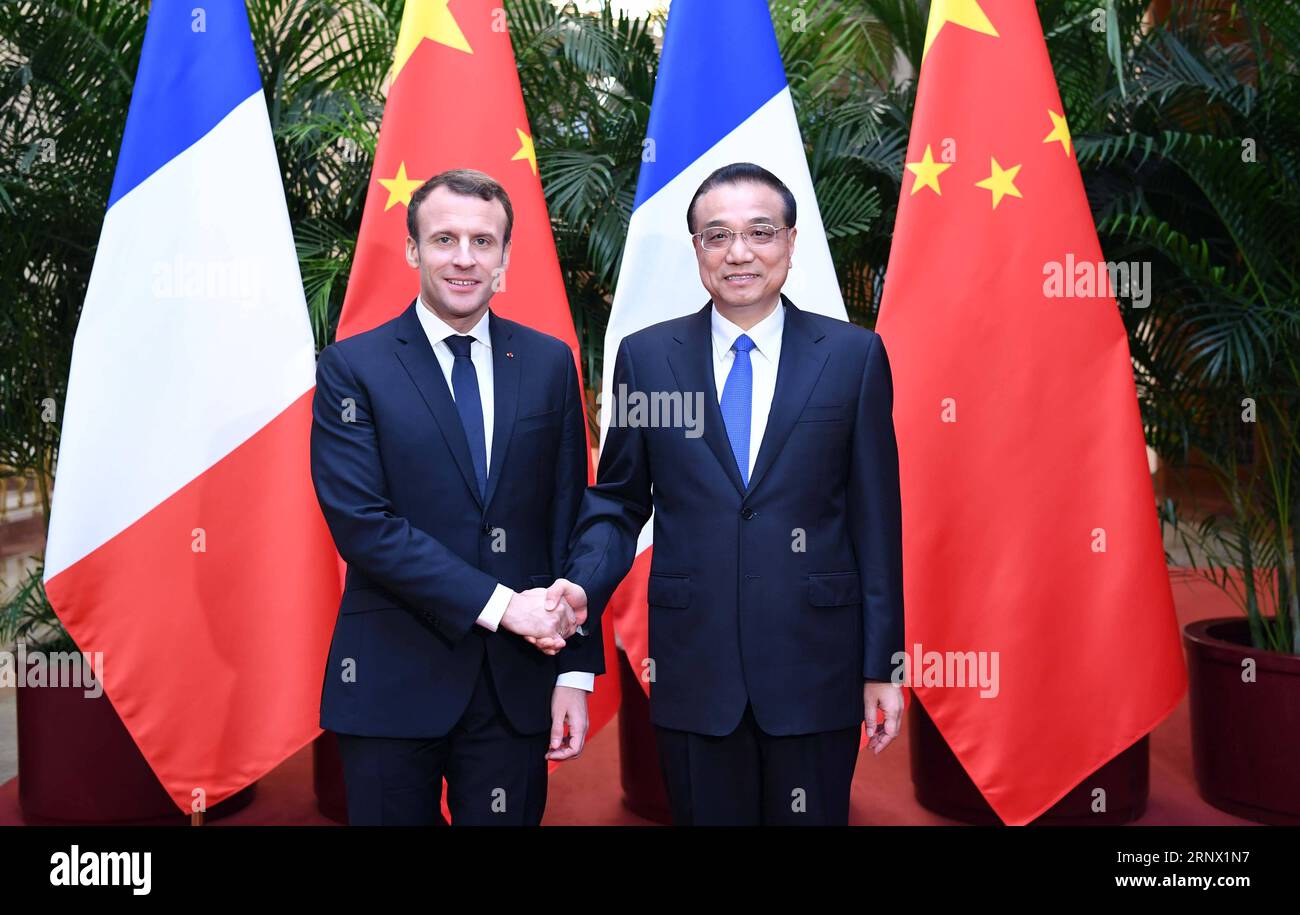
[445,334,487,499]
[720,333,755,487]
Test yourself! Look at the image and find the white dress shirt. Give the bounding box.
[710,301,785,478]
[415,298,593,692]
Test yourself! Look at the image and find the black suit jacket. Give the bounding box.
[565,296,903,736]
[310,302,598,738]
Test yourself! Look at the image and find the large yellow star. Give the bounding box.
[974,157,1023,209]
[1043,109,1072,156]
[923,0,999,60]
[906,144,952,196]
[511,128,537,176]
[391,0,472,84]
[377,161,423,211]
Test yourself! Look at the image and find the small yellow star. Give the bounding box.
[974,157,1023,209]
[511,128,537,176]
[391,0,472,84]
[377,161,423,211]
[923,0,999,60]
[1043,109,1072,156]
[906,144,953,196]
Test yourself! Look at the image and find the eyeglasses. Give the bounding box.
[692,224,790,251]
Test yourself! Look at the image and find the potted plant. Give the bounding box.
[1161,369,1300,824]
[1115,0,1300,827]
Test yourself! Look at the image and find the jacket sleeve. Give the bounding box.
[849,332,905,681]
[552,349,605,676]
[309,343,495,643]
[563,337,653,627]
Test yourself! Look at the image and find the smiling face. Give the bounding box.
[691,181,797,327]
[405,185,511,331]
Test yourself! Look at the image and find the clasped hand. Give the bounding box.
[499,579,588,656]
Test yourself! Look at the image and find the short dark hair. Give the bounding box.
[686,162,797,234]
[406,168,515,245]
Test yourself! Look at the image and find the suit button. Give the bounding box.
[741,507,755,520]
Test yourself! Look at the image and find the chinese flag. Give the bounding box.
[875,0,1186,825]
[338,0,619,737]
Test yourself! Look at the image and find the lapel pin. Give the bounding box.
[506,352,514,358]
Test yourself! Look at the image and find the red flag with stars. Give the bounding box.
[338,0,619,740]
[874,0,1186,825]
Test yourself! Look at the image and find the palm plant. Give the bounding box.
[1055,0,1300,654]
[250,0,404,347]
[772,0,910,325]
[0,0,148,648]
[0,0,145,522]
[509,0,662,390]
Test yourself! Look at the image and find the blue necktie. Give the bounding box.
[445,335,487,499]
[719,333,755,487]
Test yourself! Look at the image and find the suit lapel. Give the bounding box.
[666,303,746,497]
[392,301,484,509]
[746,296,830,496]
[483,311,519,512]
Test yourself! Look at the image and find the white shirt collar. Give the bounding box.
[415,296,493,350]
[710,298,785,360]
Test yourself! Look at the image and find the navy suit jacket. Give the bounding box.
[565,296,903,737]
[310,302,598,738]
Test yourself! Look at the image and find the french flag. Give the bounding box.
[43,1,340,811]
[602,0,846,686]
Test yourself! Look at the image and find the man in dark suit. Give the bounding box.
[310,168,599,826]
[547,163,905,825]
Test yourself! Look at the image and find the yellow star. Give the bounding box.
[1043,109,1072,156]
[923,0,999,60]
[974,157,1023,209]
[391,0,472,84]
[906,144,952,196]
[511,128,537,176]
[377,161,423,211]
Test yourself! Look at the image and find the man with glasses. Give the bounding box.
[547,162,906,825]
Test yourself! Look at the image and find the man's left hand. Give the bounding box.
[547,685,589,761]
[864,681,903,755]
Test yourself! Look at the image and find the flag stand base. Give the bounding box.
[909,700,1149,825]
[616,648,671,824]
[312,732,348,824]
[16,678,257,824]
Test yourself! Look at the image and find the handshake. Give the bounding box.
[500,579,589,655]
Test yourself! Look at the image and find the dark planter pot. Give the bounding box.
[616,647,671,824]
[17,678,255,824]
[910,700,1149,825]
[312,731,348,824]
[1184,617,1300,825]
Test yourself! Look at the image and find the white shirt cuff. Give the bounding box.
[555,672,595,692]
[475,583,514,632]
